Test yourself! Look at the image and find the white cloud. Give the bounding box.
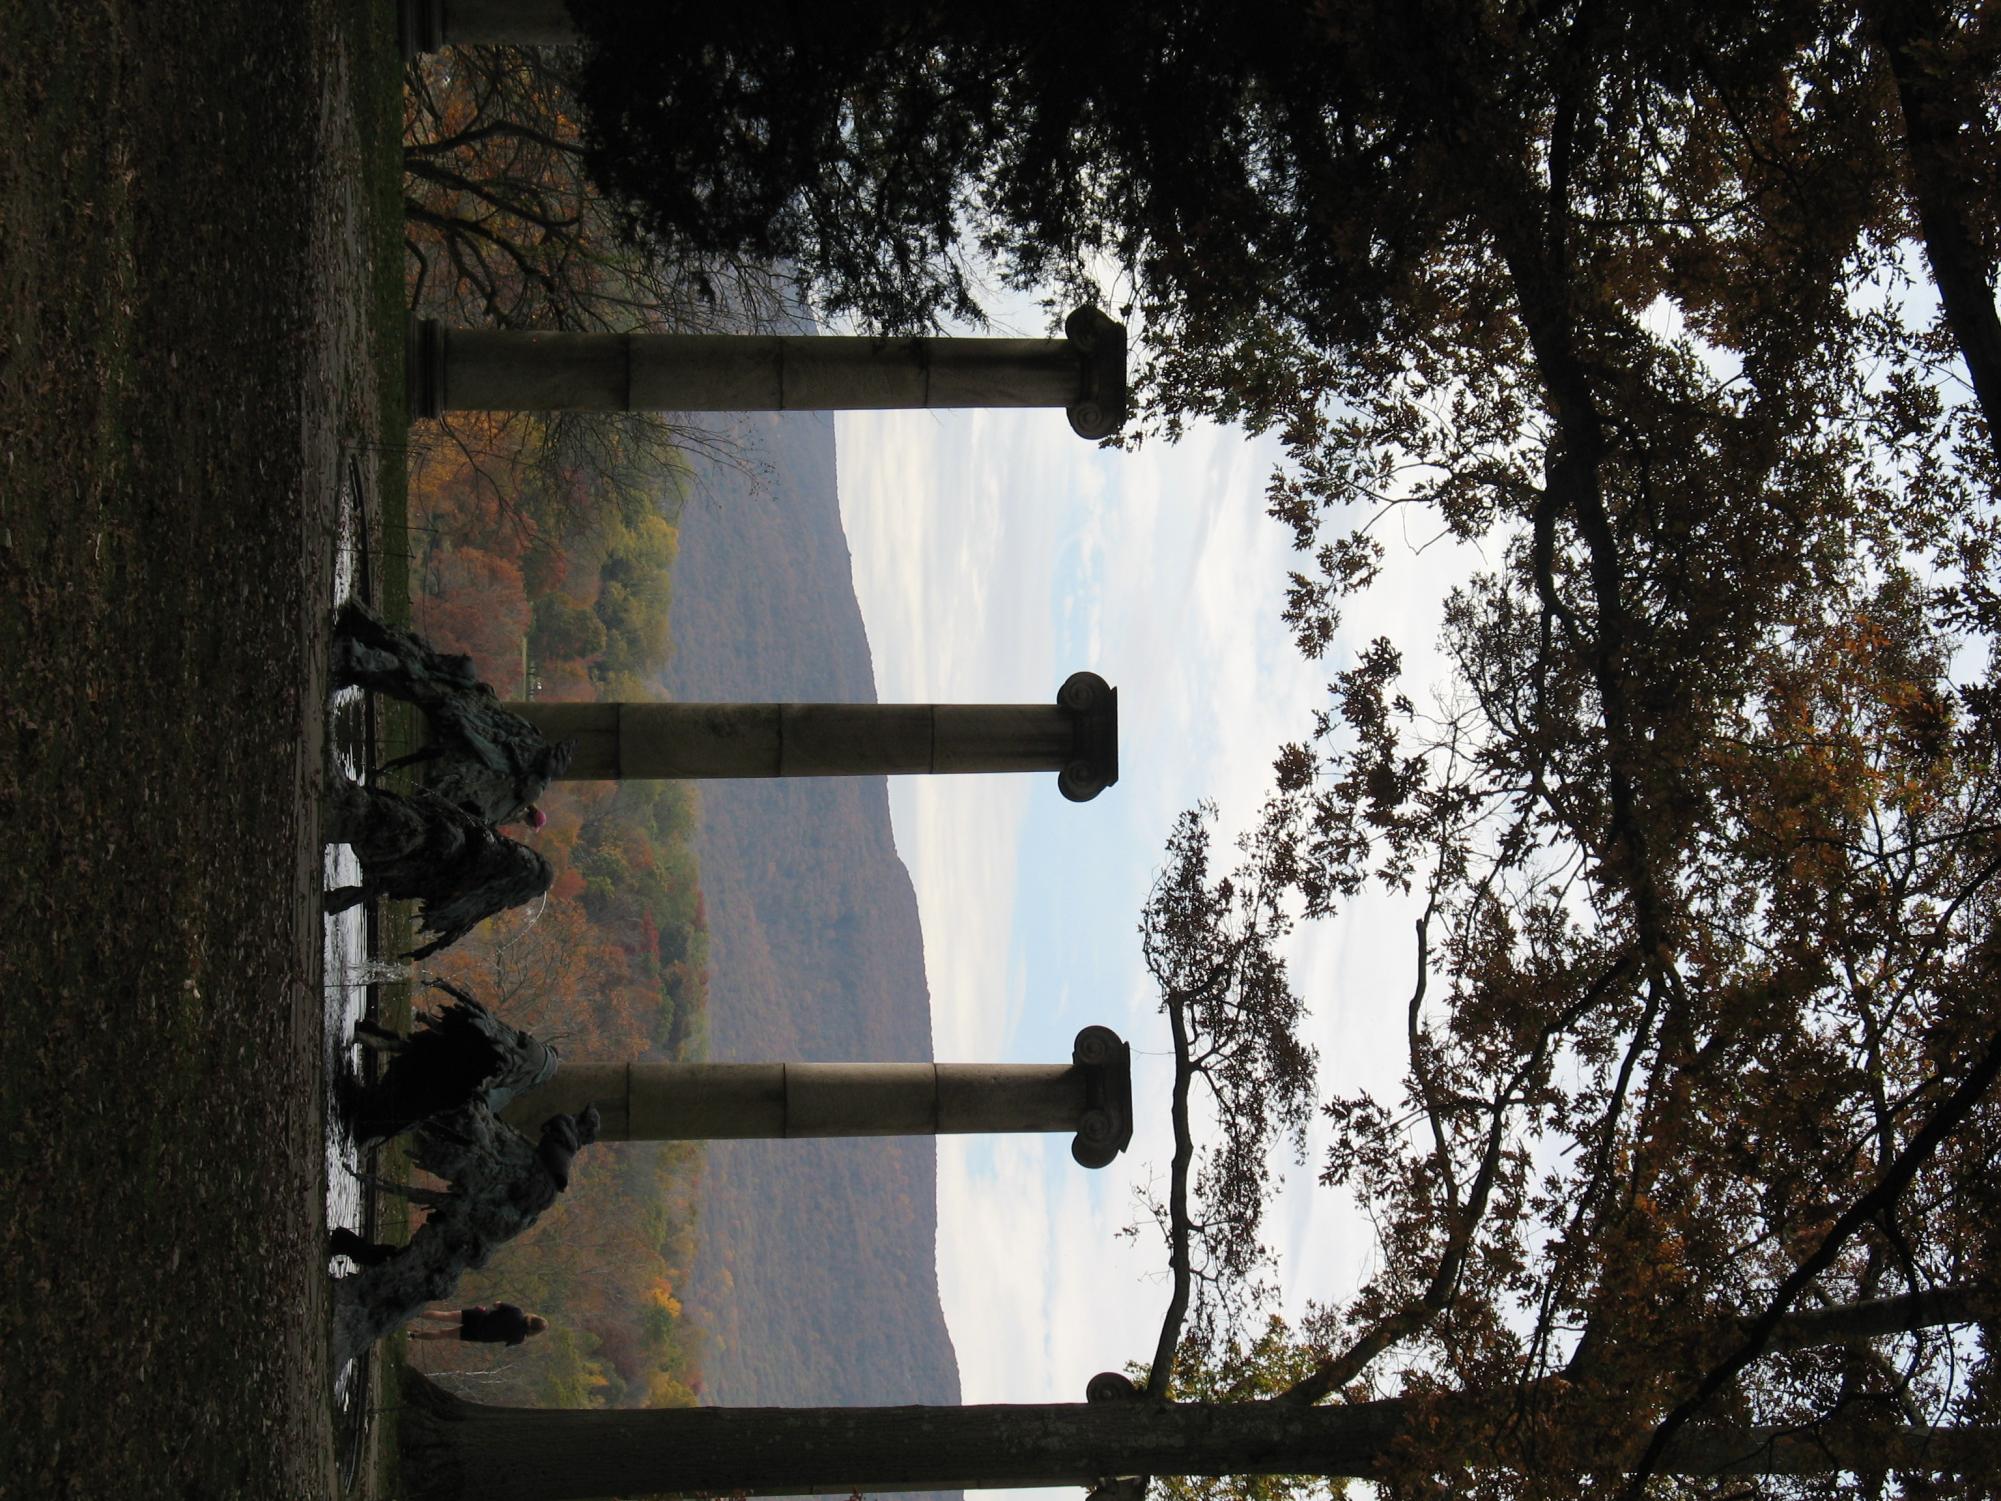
[837,322,1481,1498]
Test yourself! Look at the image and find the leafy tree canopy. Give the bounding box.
[555,1,2001,1495]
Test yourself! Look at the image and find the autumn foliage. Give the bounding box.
[1073,5,2001,1497]
[404,44,786,521]
[398,415,709,1411]
[395,1,2001,1489]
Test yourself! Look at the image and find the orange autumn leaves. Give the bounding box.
[401,409,711,1410]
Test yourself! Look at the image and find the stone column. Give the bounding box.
[503,1026,1134,1168]
[401,0,575,53]
[407,309,1128,439]
[508,670,1118,802]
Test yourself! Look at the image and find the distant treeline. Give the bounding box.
[401,408,709,1411]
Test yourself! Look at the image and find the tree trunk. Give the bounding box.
[397,1371,1998,1501]
[1875,0,2001,448]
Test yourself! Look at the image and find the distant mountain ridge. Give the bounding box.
[662,408,965,1498]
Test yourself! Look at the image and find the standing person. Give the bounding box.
[408,1303,549,1345]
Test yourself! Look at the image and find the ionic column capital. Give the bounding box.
[1068,1025,1133,1168]
[1056,672,1119,803]
[1063,308,1129,441]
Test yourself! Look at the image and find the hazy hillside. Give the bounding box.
[662,409,966,1470]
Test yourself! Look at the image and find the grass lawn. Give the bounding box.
[0,0,406,1493]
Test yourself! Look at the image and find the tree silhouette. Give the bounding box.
[400,4,2001,1495]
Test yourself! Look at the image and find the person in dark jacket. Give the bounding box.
[408,1303,549,1345]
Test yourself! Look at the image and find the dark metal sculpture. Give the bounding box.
[331,597,574,826]
[324,778,553,959]
[330,1102,601,1368]
[347,980,560,1148]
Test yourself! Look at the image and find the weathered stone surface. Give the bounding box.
[506,675,1118,802]
[501,1025,1132,1167]
[409,313,1128,440]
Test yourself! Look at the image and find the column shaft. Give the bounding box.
[510,702,1077,781]
[401,0,575,52]
[445,331,1086,414]
[505,672,1116,801]
[505,1063,1089,1141]
[409,308,1128,438]
[443,0,573,45]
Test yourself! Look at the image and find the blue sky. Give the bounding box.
[835,309,1483,1469]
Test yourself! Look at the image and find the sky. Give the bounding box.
[835,305,1485,1489]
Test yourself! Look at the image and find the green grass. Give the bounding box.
[340,4,419,1492]
[347,0,413,612]
[343,3,423,1490]
[0,0,418,1493]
